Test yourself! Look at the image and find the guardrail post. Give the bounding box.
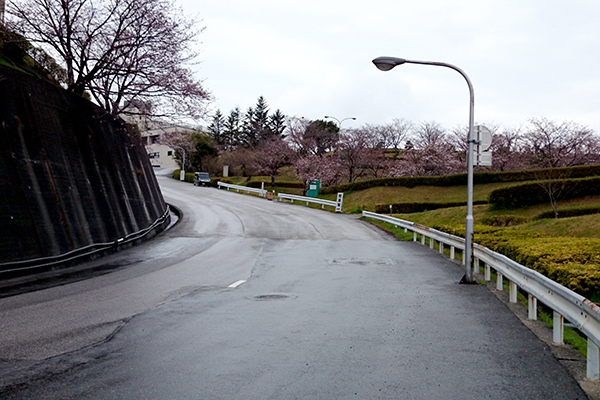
[553,311,564,344]
[474,258,479,276]
[413,232,417,242]
[496,273,503,291]
[527,294,537,320]
[450,246,455,260]
[509,281,518,303]
[587,339,600,380]
[430,238,434,249]
[439,242,444,254]
[484,262,491,281]
[421,235,426,245]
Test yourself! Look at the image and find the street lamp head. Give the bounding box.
[372,56,407,71]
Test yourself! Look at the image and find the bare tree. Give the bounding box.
[521,118,599,217]
[335,128,371,182]
[376,118,412,159]
[403,121,462,176]
[1,0,6,24]
[413,121,447,149]
[522,118,598,168]
[488,127,526,171]
[7,0,210,119]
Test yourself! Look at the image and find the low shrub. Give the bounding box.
[172,170,194,183]
[430,224,600,299]
[375,200,488,214]
[533,206,600,220]
[488,176,600,209]
[320,164,600,194]
[246,181,304,189]
[481,215,529,227]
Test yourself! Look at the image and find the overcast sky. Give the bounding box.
[179,0,600,133]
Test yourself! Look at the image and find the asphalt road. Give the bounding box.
[0,174,588,399]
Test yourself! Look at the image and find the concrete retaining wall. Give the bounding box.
[0,65,168,268]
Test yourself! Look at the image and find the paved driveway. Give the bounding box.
[0,176,587,399]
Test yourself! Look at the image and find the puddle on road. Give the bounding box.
[328,258,397,267]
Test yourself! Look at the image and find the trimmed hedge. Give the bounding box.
[434,224,600,299]
[320,164,600,194]
[488,176,600,209]
[375,200,488,214]
[172,170,195,183]
[246,181,304,189]
[172,170,226,186]
[533,206,600,220]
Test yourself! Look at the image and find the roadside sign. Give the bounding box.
[475,125,492,151]
[473,125,493,166]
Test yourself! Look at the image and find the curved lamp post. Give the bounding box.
[172,145,187,181]
[372,56,475,283]
[324,116,356,131]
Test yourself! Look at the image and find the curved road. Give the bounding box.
[0,175,587,399]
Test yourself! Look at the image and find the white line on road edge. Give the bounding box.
[228,280,246,288]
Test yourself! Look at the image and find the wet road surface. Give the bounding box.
[0,175,588,399]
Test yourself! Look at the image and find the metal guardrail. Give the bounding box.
[0,206,172,275]
[217,181,267,197]
[363,210,600,380]
[278,192,344,213]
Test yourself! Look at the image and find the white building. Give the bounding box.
[141,126,185,169]
[122,102,200,169]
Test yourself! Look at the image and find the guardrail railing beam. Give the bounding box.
[277,192,344,213]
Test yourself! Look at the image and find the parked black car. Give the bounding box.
[194,172,211,187]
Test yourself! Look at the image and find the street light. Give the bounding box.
[372,56,476,283]
[172,146,187,181]
[324,116,356,131]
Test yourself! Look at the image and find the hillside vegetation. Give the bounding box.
[332,173,600,300]
[187,165,600,299]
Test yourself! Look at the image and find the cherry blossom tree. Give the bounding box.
[335,128,371,182]
[294,155,340,195]
[522,118,599,168]
[252,138,294,187]
[488,127,526,171]
[287,117,339,157]
[7,0,210,119]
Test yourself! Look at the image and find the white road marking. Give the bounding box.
[228,280,246,288]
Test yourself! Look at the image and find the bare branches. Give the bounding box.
[522,117,599,168]
[7,0,210,119]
